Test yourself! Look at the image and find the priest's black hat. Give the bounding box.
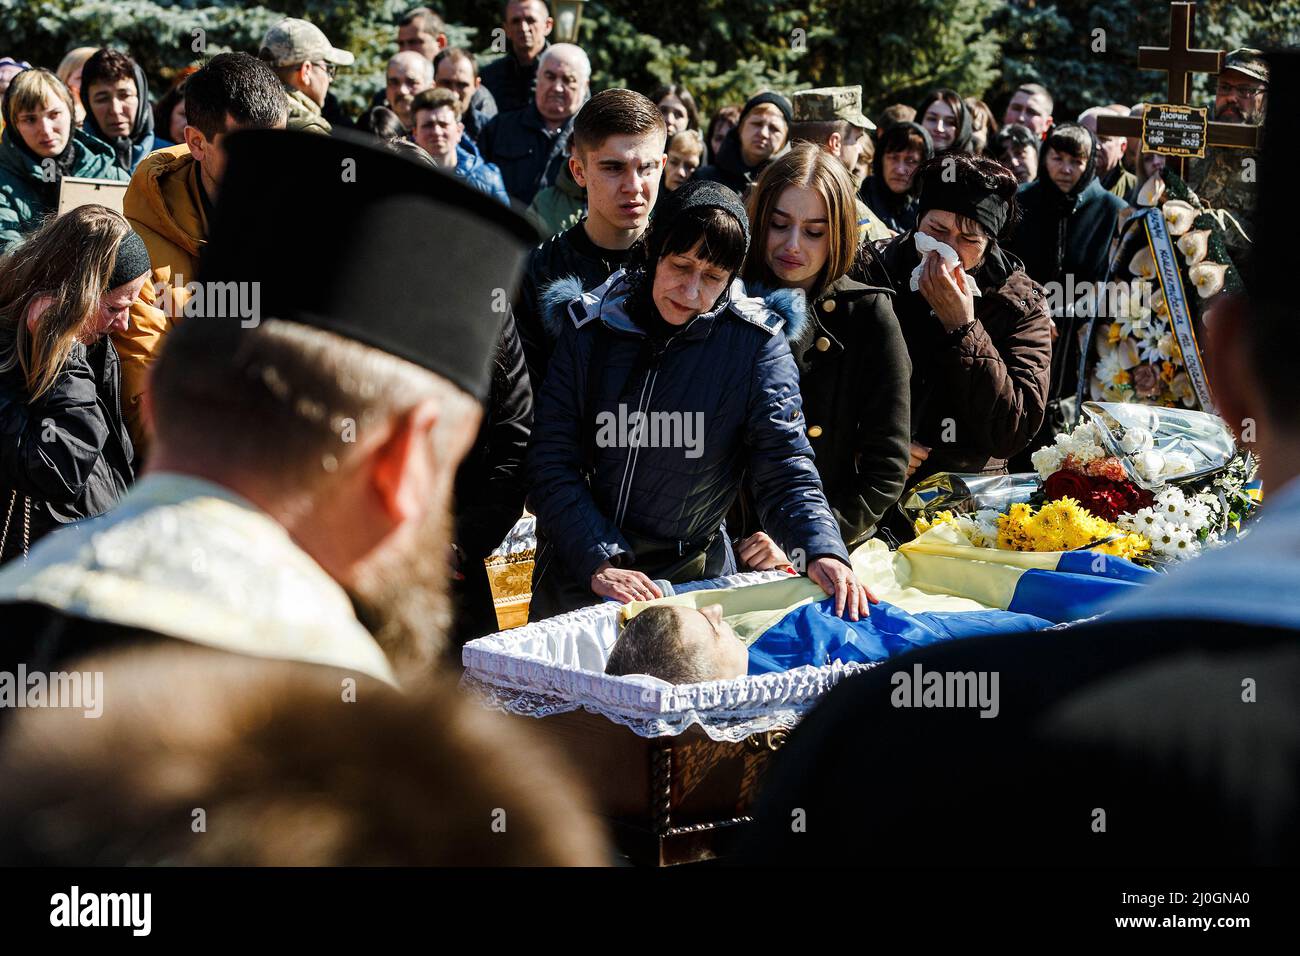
[198,128,537,399]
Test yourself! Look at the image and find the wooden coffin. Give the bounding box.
[524,708,789,866]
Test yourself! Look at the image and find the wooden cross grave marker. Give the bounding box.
[1096,1,1262,179]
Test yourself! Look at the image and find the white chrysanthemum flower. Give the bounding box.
[1031,444,1065,478]
[1122,507,1159,533]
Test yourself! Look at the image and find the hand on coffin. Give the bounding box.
[737,531,792,571]
[808,556,878,622]
[591,561,664,604]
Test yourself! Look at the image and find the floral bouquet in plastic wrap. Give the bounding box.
[907,403,1260,565]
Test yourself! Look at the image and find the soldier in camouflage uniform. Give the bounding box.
[1186,48,1268,259]
[258,19,354,136]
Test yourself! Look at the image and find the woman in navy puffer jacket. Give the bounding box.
[526,178,870,621]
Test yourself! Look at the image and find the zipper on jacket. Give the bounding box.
[613,338,673,527]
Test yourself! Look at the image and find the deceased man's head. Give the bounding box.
[605,604,749,684]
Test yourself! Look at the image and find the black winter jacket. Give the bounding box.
[855,232,1052,482]
[451,310,533,645]
[0,337,134,564]
[478,103,573,205]
[526,270,849,614]
[738,277,912,548]
[514,220,631,395]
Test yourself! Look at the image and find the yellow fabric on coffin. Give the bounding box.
[622,537,1001,645]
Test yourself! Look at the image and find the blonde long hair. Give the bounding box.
[743,142,859,297]
[0,205,133,400]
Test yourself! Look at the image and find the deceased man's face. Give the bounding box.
[681,604,749,682]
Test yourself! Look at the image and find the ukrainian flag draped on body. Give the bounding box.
[623,526,1158,675]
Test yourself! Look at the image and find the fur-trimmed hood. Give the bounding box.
[533,269,795,343]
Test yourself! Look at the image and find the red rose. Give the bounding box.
[1117,480,1155,513]
[1044,469,1092,502]
[1083,485,1127,521]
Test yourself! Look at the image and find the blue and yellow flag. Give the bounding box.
[623,527,1158,674]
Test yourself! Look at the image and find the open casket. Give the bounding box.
[462,529,1155,865]
[461,569,876,865]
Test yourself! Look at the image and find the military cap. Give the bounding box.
[792,86,875,131]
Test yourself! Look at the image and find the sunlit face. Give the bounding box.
[505,0,552,60]
[186,113,288,200]
[572,133,663,231]
[917,208,988,272]
[883,146,923,194]
[413,106,461,163]
[1078,113,1124,175]
[657,94,689,137]
[535,52,587,123]
[651,243,731,325]
[434,56,478,115]
[397,23,442,59]
[764,185,830,291]
[1214,69,1267,125]
[738,104,787,168]
[1003,90,1051,136]
[921,98,957,151]
[85,272,149,341]
[1044,146,1084,193]
[677,605,748,682]
[386,56,433,128]
[15,93,71,158]
[663,144,701,191]
[304,60,332,106]
[88,77,138,139]
[837,124,867,174]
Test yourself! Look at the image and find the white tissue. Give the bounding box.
[909,231,982,297]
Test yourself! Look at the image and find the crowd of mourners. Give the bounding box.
[0,2,1286,868]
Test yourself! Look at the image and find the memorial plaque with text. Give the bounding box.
[1141,103,1209,159]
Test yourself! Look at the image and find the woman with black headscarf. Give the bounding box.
[860,120,934,234]
[855,152,1052,502]
[694,92,793,198]
[79,48,156,173]
[916,88,973,154]
[527,178,868,620]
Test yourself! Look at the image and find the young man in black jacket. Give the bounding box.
[511,88,667,394]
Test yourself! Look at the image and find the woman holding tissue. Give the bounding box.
[854,152,1051,516]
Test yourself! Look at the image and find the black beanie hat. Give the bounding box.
[108,229,152,290]
[739,91,793,129]
[648,176,751,255]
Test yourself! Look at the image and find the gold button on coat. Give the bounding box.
[821,299,837,313]
[815,336,831,351]
[807,425,824,438]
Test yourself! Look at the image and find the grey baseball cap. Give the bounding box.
[259,18,356,68]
